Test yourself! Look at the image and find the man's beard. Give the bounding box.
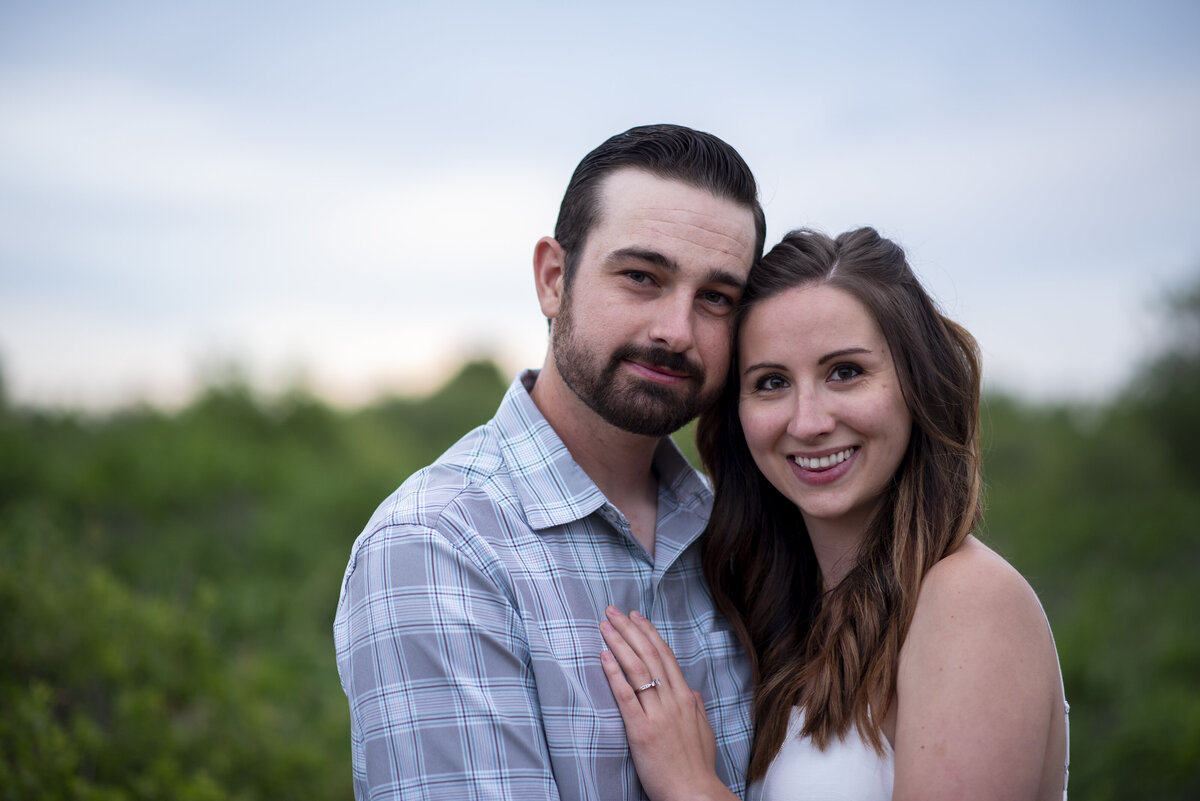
[551,296,720,437]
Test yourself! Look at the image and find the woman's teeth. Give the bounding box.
[792,448,855,470]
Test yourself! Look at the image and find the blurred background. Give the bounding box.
[1,1,1197,798]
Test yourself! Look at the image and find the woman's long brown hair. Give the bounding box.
[698,228,982,780]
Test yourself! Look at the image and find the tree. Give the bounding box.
[1127,270,1200,484]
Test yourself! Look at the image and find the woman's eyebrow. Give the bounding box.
[817,347,872,365]
[742,361,786,377]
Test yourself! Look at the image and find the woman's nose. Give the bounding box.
[786,388,835,440]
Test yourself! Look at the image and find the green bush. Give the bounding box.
[0,328,1197,798]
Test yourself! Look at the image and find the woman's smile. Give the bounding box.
[788,446,859,485]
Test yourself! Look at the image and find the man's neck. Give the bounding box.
[529,363,662,557]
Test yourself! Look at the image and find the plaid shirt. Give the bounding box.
[334,371,753,800]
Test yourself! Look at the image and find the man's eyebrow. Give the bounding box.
[608,247,745,289]
[608,247,678,272]
[706,269,746,290]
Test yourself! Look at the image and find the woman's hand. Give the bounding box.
[599,606,738,801]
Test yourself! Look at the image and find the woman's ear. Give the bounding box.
[533,236,567,320]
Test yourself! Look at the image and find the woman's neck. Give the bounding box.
[803,507,876,589]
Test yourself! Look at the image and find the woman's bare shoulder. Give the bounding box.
[892,542,1065,800]
[921,536,1040,609]
[903,536,1054,666]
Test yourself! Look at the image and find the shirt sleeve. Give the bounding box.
[335,521,562,801]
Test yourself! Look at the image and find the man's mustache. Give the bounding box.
[612,345,702,380]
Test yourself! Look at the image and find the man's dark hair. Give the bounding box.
[553,124,766,285]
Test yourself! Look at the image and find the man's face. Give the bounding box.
[550,169,757,436]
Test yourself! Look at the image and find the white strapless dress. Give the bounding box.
[747,707,893,801]
[747,610,1070,801]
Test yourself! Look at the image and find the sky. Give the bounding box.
[1,0,1197,410]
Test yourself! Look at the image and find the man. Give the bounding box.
[334,124,766,800]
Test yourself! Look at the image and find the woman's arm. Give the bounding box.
[599,607,740,801]
[891,539,1063,801]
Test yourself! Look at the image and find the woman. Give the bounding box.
[599,228,1069,800]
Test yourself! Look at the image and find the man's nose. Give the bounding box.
[648,293,695,352]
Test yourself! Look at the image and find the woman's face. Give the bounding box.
[738,283,912,537]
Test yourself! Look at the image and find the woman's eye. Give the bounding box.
[754,374,787,391]
[829,364,863,382]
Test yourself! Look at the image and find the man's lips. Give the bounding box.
[625,358,693,384]
[613,344,700,385]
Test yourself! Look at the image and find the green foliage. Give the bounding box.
[0,362,509,799]
[1125,275,1200,484]
[1,303,1198,799]
[980,394,1200,800]
[974,273,1200,799]
[671,419,701,468]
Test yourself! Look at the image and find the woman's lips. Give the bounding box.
[788,446,859,485]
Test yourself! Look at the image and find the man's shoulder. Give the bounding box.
[371,421,518,539]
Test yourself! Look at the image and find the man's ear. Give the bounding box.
[533,236,567,319]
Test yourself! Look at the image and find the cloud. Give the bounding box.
[740,74,1200,401]
[0,69,559,406]
[0,31,1197,409]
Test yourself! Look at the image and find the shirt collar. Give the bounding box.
[494,370,711,532]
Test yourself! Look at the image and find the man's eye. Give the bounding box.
[700,290,732,307]
[625,271,651,284]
